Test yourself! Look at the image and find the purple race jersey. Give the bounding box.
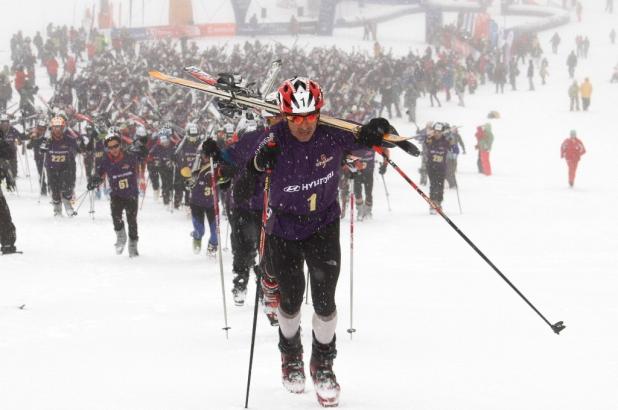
[266,122,359,240]
[97,151,140,198]
[148,144,173,167]
[189,165,215,208]
[44,133,78,170]
[175,140,200,169]
[1,127,23,144]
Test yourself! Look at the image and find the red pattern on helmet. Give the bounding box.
[277,77,324,114]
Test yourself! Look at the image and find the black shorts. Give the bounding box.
[264,220,340,317]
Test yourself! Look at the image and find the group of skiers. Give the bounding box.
[0,13,596,407]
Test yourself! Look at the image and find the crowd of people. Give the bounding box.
[0,4,601,405]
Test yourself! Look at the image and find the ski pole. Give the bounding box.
[22,144,33,191]
[209,156,230,337]
[454,174,462,215]
[170,163,176,213]
[222,218,230,251]
[347,192,356,339]
[38,153,48,204]
[72,190,91,216]
[380,173,391,212]
[245,154,274,409]
[304,271,310,305]
[373,146,565,335]
[139,178,148,210]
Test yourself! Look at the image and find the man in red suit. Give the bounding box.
[560,130,586,187]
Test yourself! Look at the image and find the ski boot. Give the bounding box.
[206,242,217,258]
[429,201,442,215]
[192,238,202,254]
[310,332,340,407]
[128,239,139,258]
[356,202,365,221]
[53,201,63,217]
[279,328,305,394]
[363,203,373,219]
[62,198,75,217]
[261,273,280,326]
[1,245,18,255]
[114,227,128,255]
[232,270,248,306]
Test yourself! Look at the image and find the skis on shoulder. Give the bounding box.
[149,69,419,156]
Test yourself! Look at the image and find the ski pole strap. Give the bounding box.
[258,170,271,262]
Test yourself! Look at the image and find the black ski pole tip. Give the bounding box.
[346,328,356,334]
[18,304,26,310]
[551,321,566,335]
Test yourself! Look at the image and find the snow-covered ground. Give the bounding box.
[2,1,618,409]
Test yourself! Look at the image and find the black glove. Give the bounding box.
[184,176,195,189]
[87,175,102,191]
[39,141,50,153]
[201,138,221,161]
[0,140,15,160]
[358,118,390,148]
[253,140,280,172]
[130,142,148,158]
[379,162,388,175]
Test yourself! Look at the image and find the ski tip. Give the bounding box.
[148,70,165,80]
[393,140,421,157]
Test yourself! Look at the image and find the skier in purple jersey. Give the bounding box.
[247,76,391,407]
[0,114,24,178]
[188,142,231,256]
[25,118,49,196]
[203,111,284,317]
[348,146,389,220]
[0,138,17,254]
[173,123,201,209]
[148,132,174,205]
[88,132,147,257]
[40,116,80,217]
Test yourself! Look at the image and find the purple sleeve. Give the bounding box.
[226,129,269,167]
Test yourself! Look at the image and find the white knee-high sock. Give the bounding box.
[278,308,301,339]
[312,311,337,345]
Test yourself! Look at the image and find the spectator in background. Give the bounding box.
[527,59,535,91]
[567,50,578,78]
[568,80,580,111]
[560,130,586,187]
[579,77,592,111]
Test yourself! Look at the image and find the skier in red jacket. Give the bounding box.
[560,130,586,187]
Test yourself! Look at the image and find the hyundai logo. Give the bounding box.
[283,185,301,193]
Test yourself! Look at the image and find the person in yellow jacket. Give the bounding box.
[580,78,593,111]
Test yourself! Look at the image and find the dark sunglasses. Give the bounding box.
[286,113,319,125]
[107,144,120,149]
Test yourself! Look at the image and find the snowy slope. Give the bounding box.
[1,1,618,409]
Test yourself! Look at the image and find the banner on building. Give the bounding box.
[169,0,194,26]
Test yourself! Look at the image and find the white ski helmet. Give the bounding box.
[277,77,324,114]
[186,122,199,137]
